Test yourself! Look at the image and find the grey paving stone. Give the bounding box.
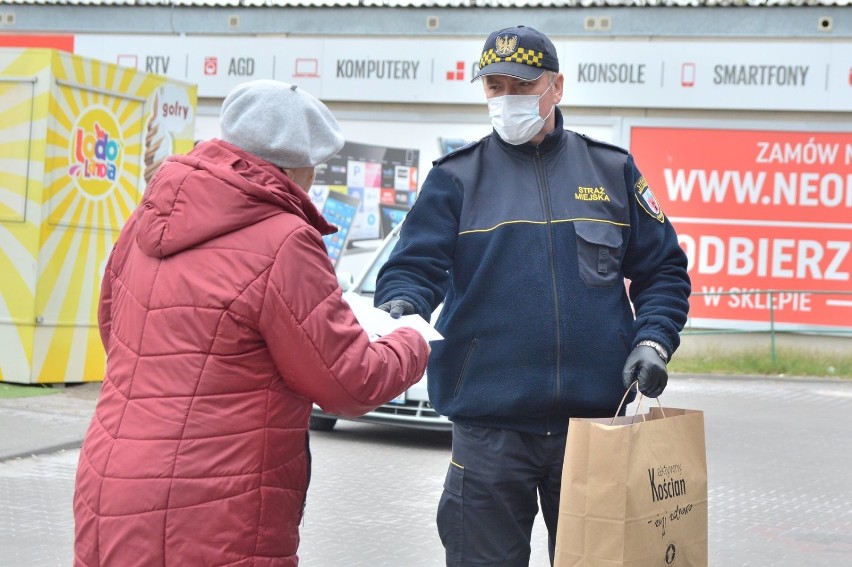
[1,376,851,566]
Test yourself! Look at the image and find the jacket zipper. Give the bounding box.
[535,147,561,435]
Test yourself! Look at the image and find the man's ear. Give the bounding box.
[552,72,565,105]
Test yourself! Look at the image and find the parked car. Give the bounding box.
[309,224,451,432]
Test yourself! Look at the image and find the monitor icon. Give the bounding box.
[294,58,319,78]
[116,54,138,69]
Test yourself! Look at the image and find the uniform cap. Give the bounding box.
[471,25,559,82]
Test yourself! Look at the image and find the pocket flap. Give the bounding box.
[574,220,623,248]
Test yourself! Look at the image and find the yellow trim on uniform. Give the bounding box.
[458,219,547,235]
[450,460,465,469]
[458,217,629,236]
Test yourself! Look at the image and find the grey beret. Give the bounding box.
[220,80,345,169]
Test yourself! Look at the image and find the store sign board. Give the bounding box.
[629,126,852,330]
[73,35,852,111]
[563,42,834,110]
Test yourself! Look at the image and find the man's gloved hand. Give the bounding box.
[622,344,668,398]
[377,299,416,319]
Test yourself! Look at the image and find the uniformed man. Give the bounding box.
[375,25,691,566]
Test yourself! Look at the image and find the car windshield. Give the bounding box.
[358,233,399,295]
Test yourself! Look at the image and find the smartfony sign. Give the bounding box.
[629,126,852,331]
[73,35,852,111]
[565,42,849,112]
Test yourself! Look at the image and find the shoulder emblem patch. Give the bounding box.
[634,176,664,223]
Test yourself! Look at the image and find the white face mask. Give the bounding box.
[487,80,556,145]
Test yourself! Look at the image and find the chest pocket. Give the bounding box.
[574,221,624,287]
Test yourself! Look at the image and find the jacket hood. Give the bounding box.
[135,139,335,258]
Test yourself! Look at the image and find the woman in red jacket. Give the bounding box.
[73,80,430,567]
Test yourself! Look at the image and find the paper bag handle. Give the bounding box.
[611,381,667,426]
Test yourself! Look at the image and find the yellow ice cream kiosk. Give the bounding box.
[0,48,196,384]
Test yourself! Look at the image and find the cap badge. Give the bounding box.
[495,34,519,57]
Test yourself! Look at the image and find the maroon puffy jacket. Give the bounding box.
[73,140,429,566]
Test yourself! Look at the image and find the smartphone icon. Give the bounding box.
[681,63,695,87]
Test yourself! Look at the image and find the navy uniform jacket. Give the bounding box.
[375,109,691,434]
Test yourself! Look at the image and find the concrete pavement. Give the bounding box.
[0,383,100,567]
[0,383,100,462]
[2,376,852,566]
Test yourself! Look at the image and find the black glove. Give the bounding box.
[377,299,416,319]
[622,345,668,398]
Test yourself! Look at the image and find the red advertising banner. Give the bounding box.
[0,34,74,52]
[630,126,852,330]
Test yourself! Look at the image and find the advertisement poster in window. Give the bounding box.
[629,125,852,331]
[309,141,417,248]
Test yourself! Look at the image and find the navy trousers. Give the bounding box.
[437,423,568,567]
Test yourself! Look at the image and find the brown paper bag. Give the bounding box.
[554,405,708,567]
